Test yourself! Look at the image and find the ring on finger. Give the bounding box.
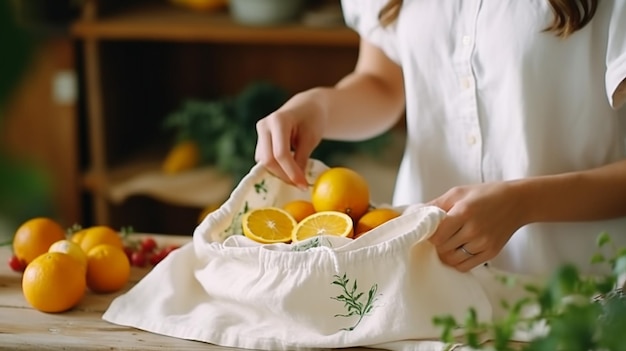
[459,244,477,257]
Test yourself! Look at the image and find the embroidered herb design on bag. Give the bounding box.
[331,273,380,331]
[224,201,250,236]
[291,237,332,251]
[254,180,268,199]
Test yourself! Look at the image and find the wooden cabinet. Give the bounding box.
[71,0,360,235]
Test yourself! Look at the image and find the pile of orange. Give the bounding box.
[12,218,131,313]
[242,167,401,244]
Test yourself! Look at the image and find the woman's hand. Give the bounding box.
[254,89,328,189]
[255,39,405,189]
[427,181,527,272]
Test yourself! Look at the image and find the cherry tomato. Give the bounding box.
[8,255,26,272]
[130,251,147,267]
[123,246,135,261]
[140,237,157,253]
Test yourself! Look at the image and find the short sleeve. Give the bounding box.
[605,2,626,109]
[341,0,401,64]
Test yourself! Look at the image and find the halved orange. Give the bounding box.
[291,211,354,243]
[242,207,297,244]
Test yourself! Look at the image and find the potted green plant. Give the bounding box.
[162,80,391,184]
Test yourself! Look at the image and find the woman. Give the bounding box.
[254,0,626,276]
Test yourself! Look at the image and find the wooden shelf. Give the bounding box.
[71,3,359,47]
[82,155,233,209]
[73,0,362,231]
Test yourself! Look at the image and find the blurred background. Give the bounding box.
[0,0,404,240]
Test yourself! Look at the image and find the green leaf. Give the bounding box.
[589,252,606,265]
[595,276,617,295]
[432,315,457,343]
[524,284,542,295]
[596,232,612,248]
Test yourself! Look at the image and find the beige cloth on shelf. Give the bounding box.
[103,159,536,351]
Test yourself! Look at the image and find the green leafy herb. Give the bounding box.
[434,233,626,351]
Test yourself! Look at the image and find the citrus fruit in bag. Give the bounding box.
[355,208,401,238]
[242,207,297,244]
[22,252,86,313]
[311,167,370,221]
[283,200,316,222]
[13,217,67,265]
[86,244,131,293]
[292,211,354,242]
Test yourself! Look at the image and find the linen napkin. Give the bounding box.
[103,159,534,351]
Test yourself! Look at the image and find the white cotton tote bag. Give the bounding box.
[103,159,525,351]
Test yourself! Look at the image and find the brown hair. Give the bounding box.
[378,0,599,38]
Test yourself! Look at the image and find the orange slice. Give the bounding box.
[242,207,297,244]
[291,211,354,243]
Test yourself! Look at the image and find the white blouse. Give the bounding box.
[341,0,626,275]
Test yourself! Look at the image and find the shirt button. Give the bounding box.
[462,35,471,46]
[467,134,477,146]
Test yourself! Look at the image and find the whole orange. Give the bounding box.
[48,239,88,270]
[79,225,123,254]
[86,244,130,293]
[22,252,86,313]
[12,217,67,265]
[282,200,316,222]
[355,208,401,238]
[311,167,370,221]
[69,228,87,245]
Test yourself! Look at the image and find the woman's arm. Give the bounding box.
[319,38,406,140]
[518,158,626,223]
[255,38,405,187]
[428,159,626,272]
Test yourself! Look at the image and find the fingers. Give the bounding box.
[255,114,312,189]
[270,122,309,188]
[428,213,462,247]
[292,132,318,176]
[254,126,292,183]
[455,253,487,272]
[436,241,485,272]
[430,215,488,272]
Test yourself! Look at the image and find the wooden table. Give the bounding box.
[0,235,228,350]
[0,235,383,351]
